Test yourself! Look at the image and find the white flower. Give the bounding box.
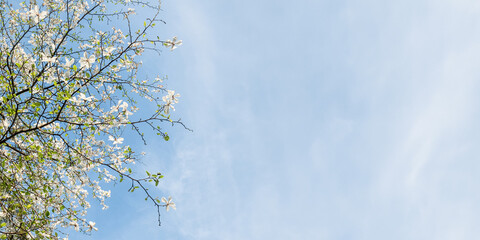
[126,8,136,15]
[163,102,174,114]
[28,6,48,24]
[79,43,93,49]
[69,93,94,104]
[162,90,180,114]
[161,95,169,103]
[69,221,80,231]
[64,57,75,68]
[103,46,116,56]
[118,100,128,110]
[162,90,180,104]
[87,221,98,232]
[170,90,180,104]
[78,93,94,102]
[164,103,175,114]
[161,196,176,211]
[1,119,10,129]
[164,37,182,51]
[41,53,57,64]
[108,136,124,145]
[79,52,95,69]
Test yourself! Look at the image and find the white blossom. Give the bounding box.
[27,6,48,24]
[41,53,58,64]
[126,8,136,15]
[87,221,98,232]
[0,119,10,129]
[78,93,94,102]
[69,221,80,231]
[162,90,180,114]
[161,196,176,211]
[103,46,116,56]
[64,57,75,68]
[79,52,96,69]
[167,90,180,104]
[108,136,124,145]
[164,36,183,51]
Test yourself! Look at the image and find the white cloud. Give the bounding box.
[90,0,480,239]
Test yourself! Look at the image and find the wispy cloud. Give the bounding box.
[88,0,480,239]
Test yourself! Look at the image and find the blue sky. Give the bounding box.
[76,0,480,239]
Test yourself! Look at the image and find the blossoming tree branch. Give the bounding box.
[0,0,185,239]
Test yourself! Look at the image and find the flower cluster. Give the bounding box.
[162,90,181,114]
[164,36,183,51]
[0,0,184,239]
